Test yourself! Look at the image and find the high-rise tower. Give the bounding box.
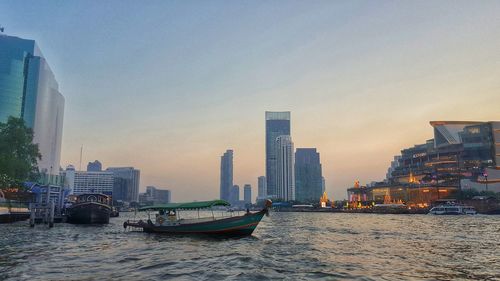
[0,34,65,175]
[276,135,295,201]
[220,149,233,202]
[265,111,290,198]
[295,148,323,203]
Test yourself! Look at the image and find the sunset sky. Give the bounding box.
[2,1,499,201]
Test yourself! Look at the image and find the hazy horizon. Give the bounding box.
[2,1,499,201]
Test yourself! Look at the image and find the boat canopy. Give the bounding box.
[139,200,230,211]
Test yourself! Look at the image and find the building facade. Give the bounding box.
[106,167,140,203]
[219,150,233,202]
[265,111,290,198]
[390,121,500,187]
[66,170,114,195]
[243,184,252,205]
[276,135,295,201]
[295,148,323,203]
[230,185,240,205]
[0,34,64,175]
[350,120,500,207]
[87,160,102,172]
[139,186,171,205]
[257,176,267,201]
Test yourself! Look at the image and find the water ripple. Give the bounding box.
[0,212,499,280]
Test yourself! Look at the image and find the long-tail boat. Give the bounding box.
[124,199,271,237]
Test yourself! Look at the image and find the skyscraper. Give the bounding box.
[220,149,233,202]
[265,111,290,198]
[243,184,252,205]
[0,34,64,175]
[87,160,102,172]
[230,185,240,205]
[257,176,267,201]
[295,148,323,203]
[106,167,140,202]
[276,135,295,201]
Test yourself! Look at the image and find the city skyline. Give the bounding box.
[2,1,500,201]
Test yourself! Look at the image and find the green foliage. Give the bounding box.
[0,117,41,189]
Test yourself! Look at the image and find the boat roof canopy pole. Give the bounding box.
[138,200,230,211]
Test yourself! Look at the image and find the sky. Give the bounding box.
[1,0,499,201]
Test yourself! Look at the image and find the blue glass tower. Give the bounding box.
[0,34,64,175]
[295,148,323,203]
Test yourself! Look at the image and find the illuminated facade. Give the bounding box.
[347,121,499,207]
[390,121,499,188]
[0,34,65,175]
[347,184,458,207]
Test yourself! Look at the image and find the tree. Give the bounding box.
[0,117,41,189]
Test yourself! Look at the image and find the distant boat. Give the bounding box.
[124,199,272,237]
[67,194,112,224]
[110,206,119,217]
[428,204,477,215]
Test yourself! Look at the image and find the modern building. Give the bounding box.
[265,111,290,198]
[0,34,64,175]
[106,167,140,203]
[243,184,252,205]
[390,121,500,186]
[87,160,102,172]
[385,156,401,182]
[230,185,240,205]
[220,150,233,202]
[257,176,267,201]
[276,135,295,201]
[349,121,500,208]
[295,148,323,203]
[139,186,171,205]
[64,169,114,195]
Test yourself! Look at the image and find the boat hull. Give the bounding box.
[67,202,111,224]
[126,209,267,237]
[0,212,30,224]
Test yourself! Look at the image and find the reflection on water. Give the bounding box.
[1,212,499,280]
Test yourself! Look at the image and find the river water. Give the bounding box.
[0,212,498,280]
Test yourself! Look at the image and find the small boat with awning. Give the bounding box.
[124,199,271,237]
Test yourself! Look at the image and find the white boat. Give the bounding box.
[428,204,477,215]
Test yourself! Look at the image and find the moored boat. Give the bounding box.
[67,194,112,224]
[124,199,272,237]
[428,204,477,215]
[0,190,30,224]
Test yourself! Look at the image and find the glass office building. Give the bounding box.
[295,148,323,203]
[265,111,290,198]
[0,34,65,175]
[219,150,233,202]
